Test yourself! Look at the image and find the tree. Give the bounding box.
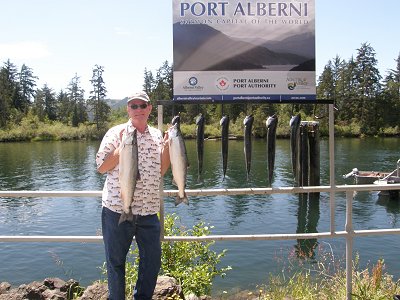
[67,74,87,127]
[381,52,400,127]
[143,68,155,95]
[354,43,382,134]
[145,61,176,123]
[337,57,358,122]
[56,90,71,124]
[89,65,110,129]
[19,64,38,113]
[0,60,19,127]
[43,85,57,121]
[317,61,335,99]
[33,87,46,121]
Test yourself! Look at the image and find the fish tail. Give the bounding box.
[175,193,189,206]
[118,210,134,225]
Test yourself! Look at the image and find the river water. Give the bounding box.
[0,137,400,294]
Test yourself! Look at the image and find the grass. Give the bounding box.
[214,246,400,300]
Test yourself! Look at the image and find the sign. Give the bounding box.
[173,0,316,102]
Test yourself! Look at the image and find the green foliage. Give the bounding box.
[101,214,231,298]
[0,113,106,142]
[255,247,400,300]
[161,214,231,296]
[2,46,400,137]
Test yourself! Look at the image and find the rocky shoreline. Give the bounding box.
[0,276,195,300]
[0,277,264,300]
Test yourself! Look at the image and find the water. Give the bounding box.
[1,137,400,294]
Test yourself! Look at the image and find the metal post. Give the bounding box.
[329,104,335,234]
[345,190,353,300]
[158,104,165,241]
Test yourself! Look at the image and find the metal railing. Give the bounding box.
[1,104,400,299]
[2,183,400,299]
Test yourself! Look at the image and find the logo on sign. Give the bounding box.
[183,76,204,91]
[189,77,198,86]
[287,82,297,90]
[216,77,230,91]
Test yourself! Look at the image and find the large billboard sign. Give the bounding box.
[173,0,316,102]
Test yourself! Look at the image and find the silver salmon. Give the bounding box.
[290,114,301,186]
[168,123,189,205]
[220,115,230,180]
[118,128,139,224]
[195,113,205,179]
[243,115,254,180]
[266,114,278,186]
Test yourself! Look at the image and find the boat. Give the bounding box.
[343,159,400,186]
[343,168,390,184]
[374,176,400,199]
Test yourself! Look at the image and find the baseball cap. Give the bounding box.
[127,91,150,103]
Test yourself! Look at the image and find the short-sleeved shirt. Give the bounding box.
[96,120,163,215]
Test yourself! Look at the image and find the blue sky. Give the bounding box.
[0,0,399,100]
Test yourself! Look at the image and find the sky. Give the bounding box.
[0,0,399,100]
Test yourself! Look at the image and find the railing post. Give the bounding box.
[158,104,165,241]
[329,104,336,234]
[346,190,354,300]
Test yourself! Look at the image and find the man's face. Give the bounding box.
[127,99,152,122]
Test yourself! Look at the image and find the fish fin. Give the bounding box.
[118,210,134,225]
[175,193,189,206]
[136,171,141,181]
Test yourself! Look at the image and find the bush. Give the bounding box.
[258,245,400,300]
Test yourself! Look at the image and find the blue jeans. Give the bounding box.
[102,207,161,300]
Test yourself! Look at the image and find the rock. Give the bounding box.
[0,278,80,300]
[0,275,188,300]
[185,294,211,300]
[77,282,108,300]
[0,282,11,294]
[152,276,184,299]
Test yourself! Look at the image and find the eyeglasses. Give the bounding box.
[129,103,148,110]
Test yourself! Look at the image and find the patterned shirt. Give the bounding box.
[96,120,163,215]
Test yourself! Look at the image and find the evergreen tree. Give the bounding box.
[338,57,358,122]
[57,90,71,124]
[381,52,400,127]
[33,87,46,121]
[43,85,57,121]
[354,43,382,134]
[89,65,110,129]
[19,64,38,113]
[146,61,176,123]
[143,68,155,95]
[67,74,86,127]
[317,61,335,99]
[0,60,19,127]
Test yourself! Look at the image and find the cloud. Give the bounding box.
[0,41,51,60]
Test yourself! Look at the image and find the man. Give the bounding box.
[96,91,170,300]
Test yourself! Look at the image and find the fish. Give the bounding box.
[266,114,278,185]
[243,115,254,180]
[171,114,181,131]
[290,114,301,186]
[118,128,139,224]
[220,115,230,180]
[168,123,189,205]
[195,113,205,178]
[299,122,309,187]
